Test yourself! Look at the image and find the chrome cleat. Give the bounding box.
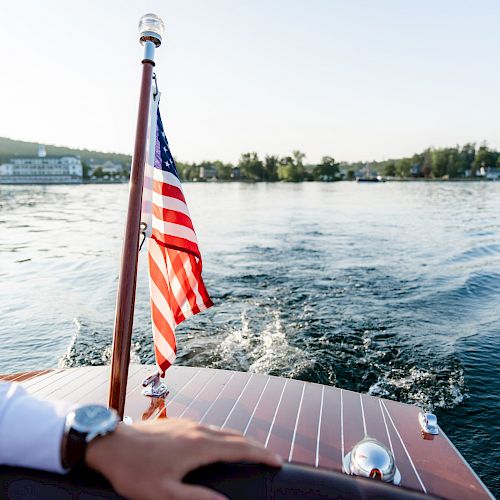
[419,412,439,435]
[142,372,169,398]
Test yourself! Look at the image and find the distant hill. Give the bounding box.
[0,137,131,166]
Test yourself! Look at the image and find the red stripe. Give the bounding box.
[189,253,214,308]
[168,249,200,314]
[152,229,200,258]
[149,246,186,324]
[151,300,177,352]
[154,344,171,375]
[153,179,186,203]
[152,205,194,231]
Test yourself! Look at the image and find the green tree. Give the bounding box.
[278,156,302,182]
[431,150,449,178]
[93,166,104,178]
[212,160,233,180]
[81,162,92,179]
[263,155,279,181]
[459,143,475,176]
[238,153,264,181]
[411,152,424,176]
[422,149,433,178]
[396,158,412,177]
[383,160,396,177]
[176,161,199,181]
[445,147,462,178]
[472,144,496,176]
[292,150,306,181]
[313,156,340,181]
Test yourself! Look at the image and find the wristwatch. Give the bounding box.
[61,404,119,470]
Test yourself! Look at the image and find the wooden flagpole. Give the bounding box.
[108,15,164,418]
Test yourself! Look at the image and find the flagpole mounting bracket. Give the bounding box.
[142,372,169,398]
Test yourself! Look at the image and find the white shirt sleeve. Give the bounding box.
[0,381,72,473]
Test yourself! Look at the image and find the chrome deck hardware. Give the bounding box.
[142,372,169,398]
[419,412,439,435]
[343,438,401,485]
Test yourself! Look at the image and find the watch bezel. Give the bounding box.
[67,404,119,442]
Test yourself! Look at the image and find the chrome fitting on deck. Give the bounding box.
[343,437,401,485]
[419,412,439,435]
[142,372,169,398]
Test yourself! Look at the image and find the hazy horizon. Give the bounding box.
[1,1,499,164]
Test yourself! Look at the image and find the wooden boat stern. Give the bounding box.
[0,365,493,499]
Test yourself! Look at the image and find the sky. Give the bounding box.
[0,0,499,164]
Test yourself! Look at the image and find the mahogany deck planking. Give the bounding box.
[287,381,323,466]
[198,371,252,427]
[316,385,342,471]
[243,375,287,444]
[265,380,305,460]
[220,373,269,432]
[341,389,366,459]
[383,398,490,499]
[0,365,492,499]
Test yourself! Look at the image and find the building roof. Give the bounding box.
[9,155,80,160]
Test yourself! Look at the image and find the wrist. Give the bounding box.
[61,404,119,470]
[85,423,129,472]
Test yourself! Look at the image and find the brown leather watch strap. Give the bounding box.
[61,426,87,470]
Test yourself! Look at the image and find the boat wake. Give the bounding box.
[217,310,315,378]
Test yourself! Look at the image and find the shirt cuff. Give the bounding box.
[0,383,72,474]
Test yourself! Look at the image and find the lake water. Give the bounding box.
[0,181,499,494]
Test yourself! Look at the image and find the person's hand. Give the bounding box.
[85,418,282,500]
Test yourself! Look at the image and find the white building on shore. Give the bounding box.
[0,148,83,184]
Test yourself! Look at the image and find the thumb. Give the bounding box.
[169,481,228,500]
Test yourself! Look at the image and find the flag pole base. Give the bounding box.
[142,372,169,398]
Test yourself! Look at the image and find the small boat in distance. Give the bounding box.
[356,175,385,183]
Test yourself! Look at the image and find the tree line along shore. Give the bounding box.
[176,143,500,182]
[1,136,499,182]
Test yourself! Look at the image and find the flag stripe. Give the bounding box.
[148,241,187,324]
[152,191,191,217]
[151,229,201,258]
[151,311,176,362]
[151,218,198,245]
[153,179,186,203]
[168,251,195,311]
[152,204,194,231]
[153,168,183,191]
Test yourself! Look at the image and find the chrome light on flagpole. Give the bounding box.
[139,13,165,63]
[139,13,164,46]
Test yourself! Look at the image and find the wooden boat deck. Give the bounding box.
[1,365,492,499]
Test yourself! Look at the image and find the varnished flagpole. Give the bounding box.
[108,14,164,418]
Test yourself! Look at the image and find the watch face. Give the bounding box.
[73,404,116,433]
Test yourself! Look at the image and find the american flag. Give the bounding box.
[143,107,213,376]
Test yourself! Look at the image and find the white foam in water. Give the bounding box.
[368,366,466,410]
[58,318,82,368]
[218,310,314,377]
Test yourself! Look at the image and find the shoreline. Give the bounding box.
[0,177,497,186]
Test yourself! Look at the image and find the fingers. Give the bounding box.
[201,434,283,468]
[202,425,241,437]
[167,481,227,500]
[182,422,283,469]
